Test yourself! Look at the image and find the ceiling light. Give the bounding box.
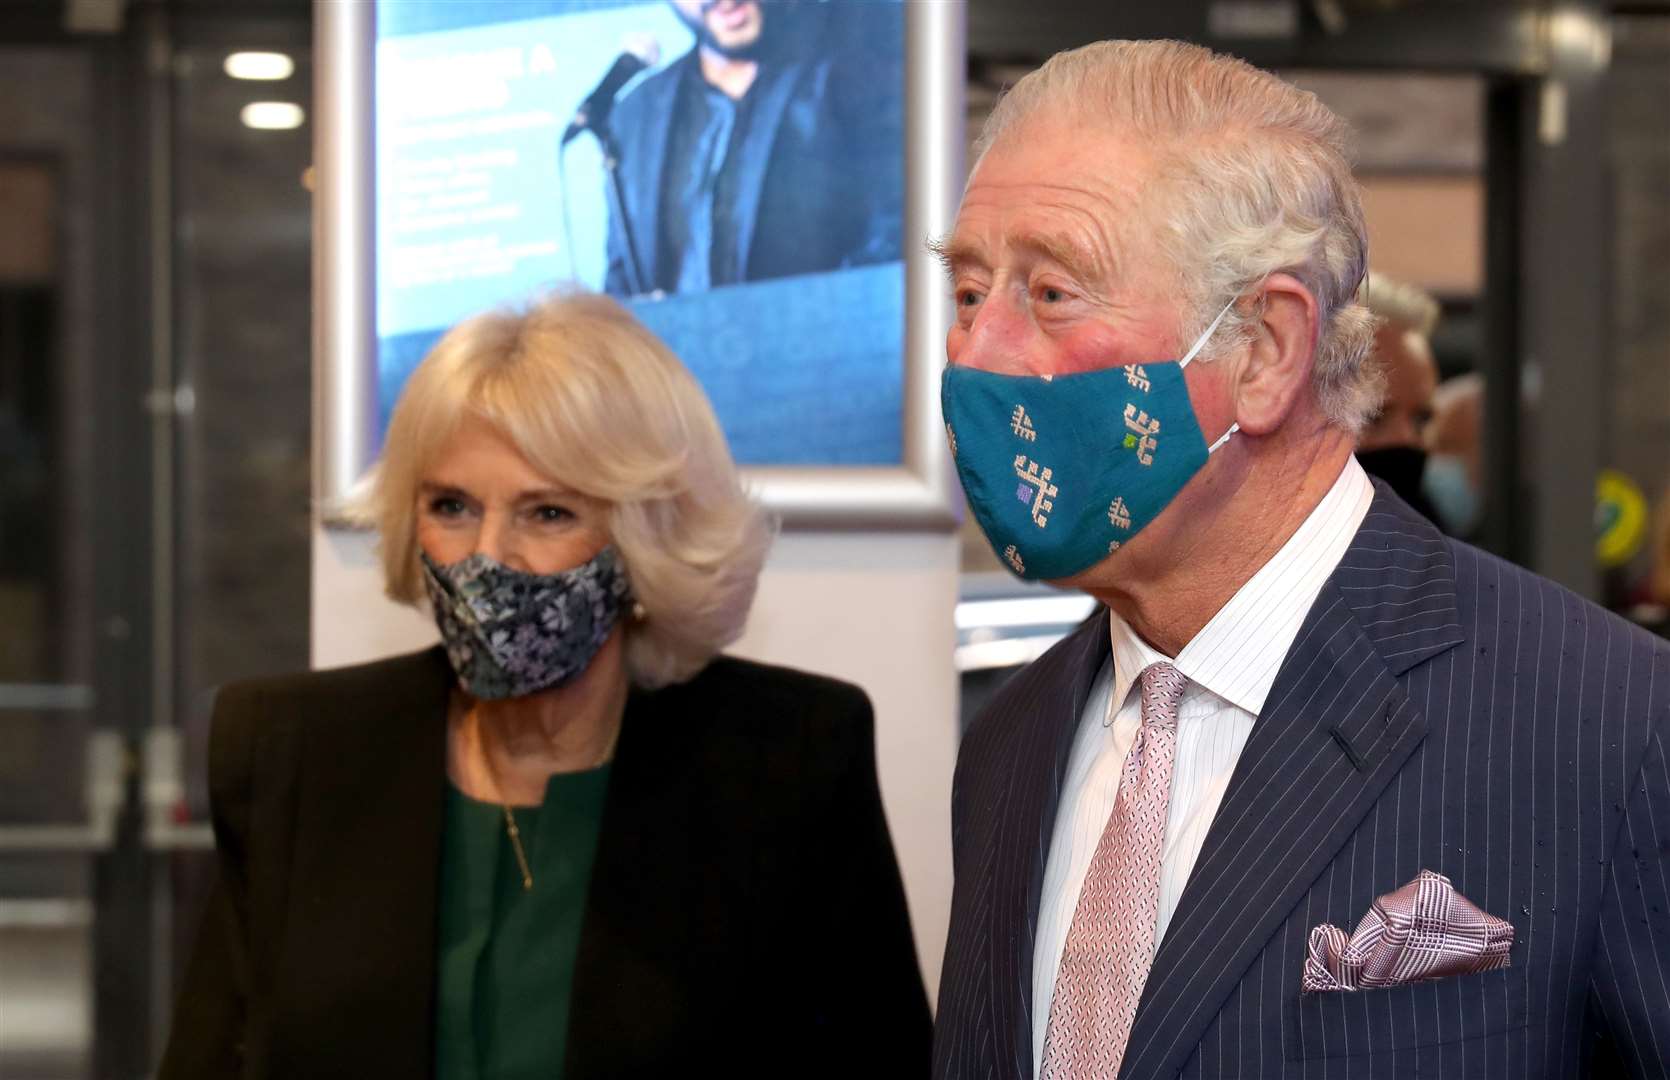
[224,51,294,81]
[240,102,305,130]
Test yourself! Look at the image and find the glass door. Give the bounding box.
[0,7,313,1075]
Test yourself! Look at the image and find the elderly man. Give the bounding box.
[934,40,1669,1080]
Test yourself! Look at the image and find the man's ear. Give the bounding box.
[1232,273,1319,436]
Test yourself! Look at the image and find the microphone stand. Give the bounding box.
[596,126,649,298]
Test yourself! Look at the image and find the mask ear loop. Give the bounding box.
[1178,295,1239,368]
[1179,295,1242,453]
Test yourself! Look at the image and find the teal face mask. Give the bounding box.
[941,300,1237,581]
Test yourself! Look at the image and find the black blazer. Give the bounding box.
[935,484,1670,1079]
[161,648,931,1079]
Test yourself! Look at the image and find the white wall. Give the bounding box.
[311,524,438,664]
[312,522,960,1002]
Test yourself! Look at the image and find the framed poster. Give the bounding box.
[315,0,963,527]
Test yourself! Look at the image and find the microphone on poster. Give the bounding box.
[561,36,662,146]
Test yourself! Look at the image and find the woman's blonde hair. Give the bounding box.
[364,291,773,688]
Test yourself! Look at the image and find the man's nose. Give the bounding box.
[949,289,1048,376]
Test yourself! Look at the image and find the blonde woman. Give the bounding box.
[161,293,930,1079]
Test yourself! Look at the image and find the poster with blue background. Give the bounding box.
[375,0,905,466]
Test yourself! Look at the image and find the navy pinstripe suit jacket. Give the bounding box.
[934,485,1670,1079]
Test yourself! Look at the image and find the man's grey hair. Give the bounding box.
[976,40,1382,433]
[1359,271,1441,337]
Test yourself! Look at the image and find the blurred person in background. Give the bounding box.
[1424,371,1486,538]
[1354,271,1442,524]
[160,292,930,1079]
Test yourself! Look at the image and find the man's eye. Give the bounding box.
[956,288,982,307]
[1040,286,1066,304]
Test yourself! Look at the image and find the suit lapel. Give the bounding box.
[727,60,803,278]
[277,647,452,1078]
[973,610,1110,1075]
[622,57,685,291]
[1117,487,1467,1078]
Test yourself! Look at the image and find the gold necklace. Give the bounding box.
[501,805,535,891]
[492,720,622,892]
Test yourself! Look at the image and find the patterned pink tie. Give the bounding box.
[1040,661,1188,1080]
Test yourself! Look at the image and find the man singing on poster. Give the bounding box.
[599,0,902,298]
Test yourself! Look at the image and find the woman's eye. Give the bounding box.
[532,504,573,524]
[428,496,466,517]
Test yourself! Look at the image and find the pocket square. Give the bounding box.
[1301,869,1514,993]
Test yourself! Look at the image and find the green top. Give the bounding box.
[434,765,611,1080]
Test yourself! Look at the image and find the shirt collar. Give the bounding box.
[1106,456,1376,717]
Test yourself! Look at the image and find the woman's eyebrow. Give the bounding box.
[513,488,574,503]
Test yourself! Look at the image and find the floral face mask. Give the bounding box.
[420,546,633,700]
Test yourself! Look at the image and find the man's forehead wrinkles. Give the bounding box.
[965,174,1107,190]
[1025,196,1121,238]
[960,180,1125,216]
[958,176,1127,231]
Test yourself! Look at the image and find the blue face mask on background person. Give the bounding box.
[421,546,633,700]
[1421,454,1479,537]
[941,300,1237,581]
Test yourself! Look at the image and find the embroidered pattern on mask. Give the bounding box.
[1013,455,1058,528]
[1010,405,1037,442]
[1123,405,1161,466]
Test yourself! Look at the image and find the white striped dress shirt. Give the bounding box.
[1030,457,1375,1074]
